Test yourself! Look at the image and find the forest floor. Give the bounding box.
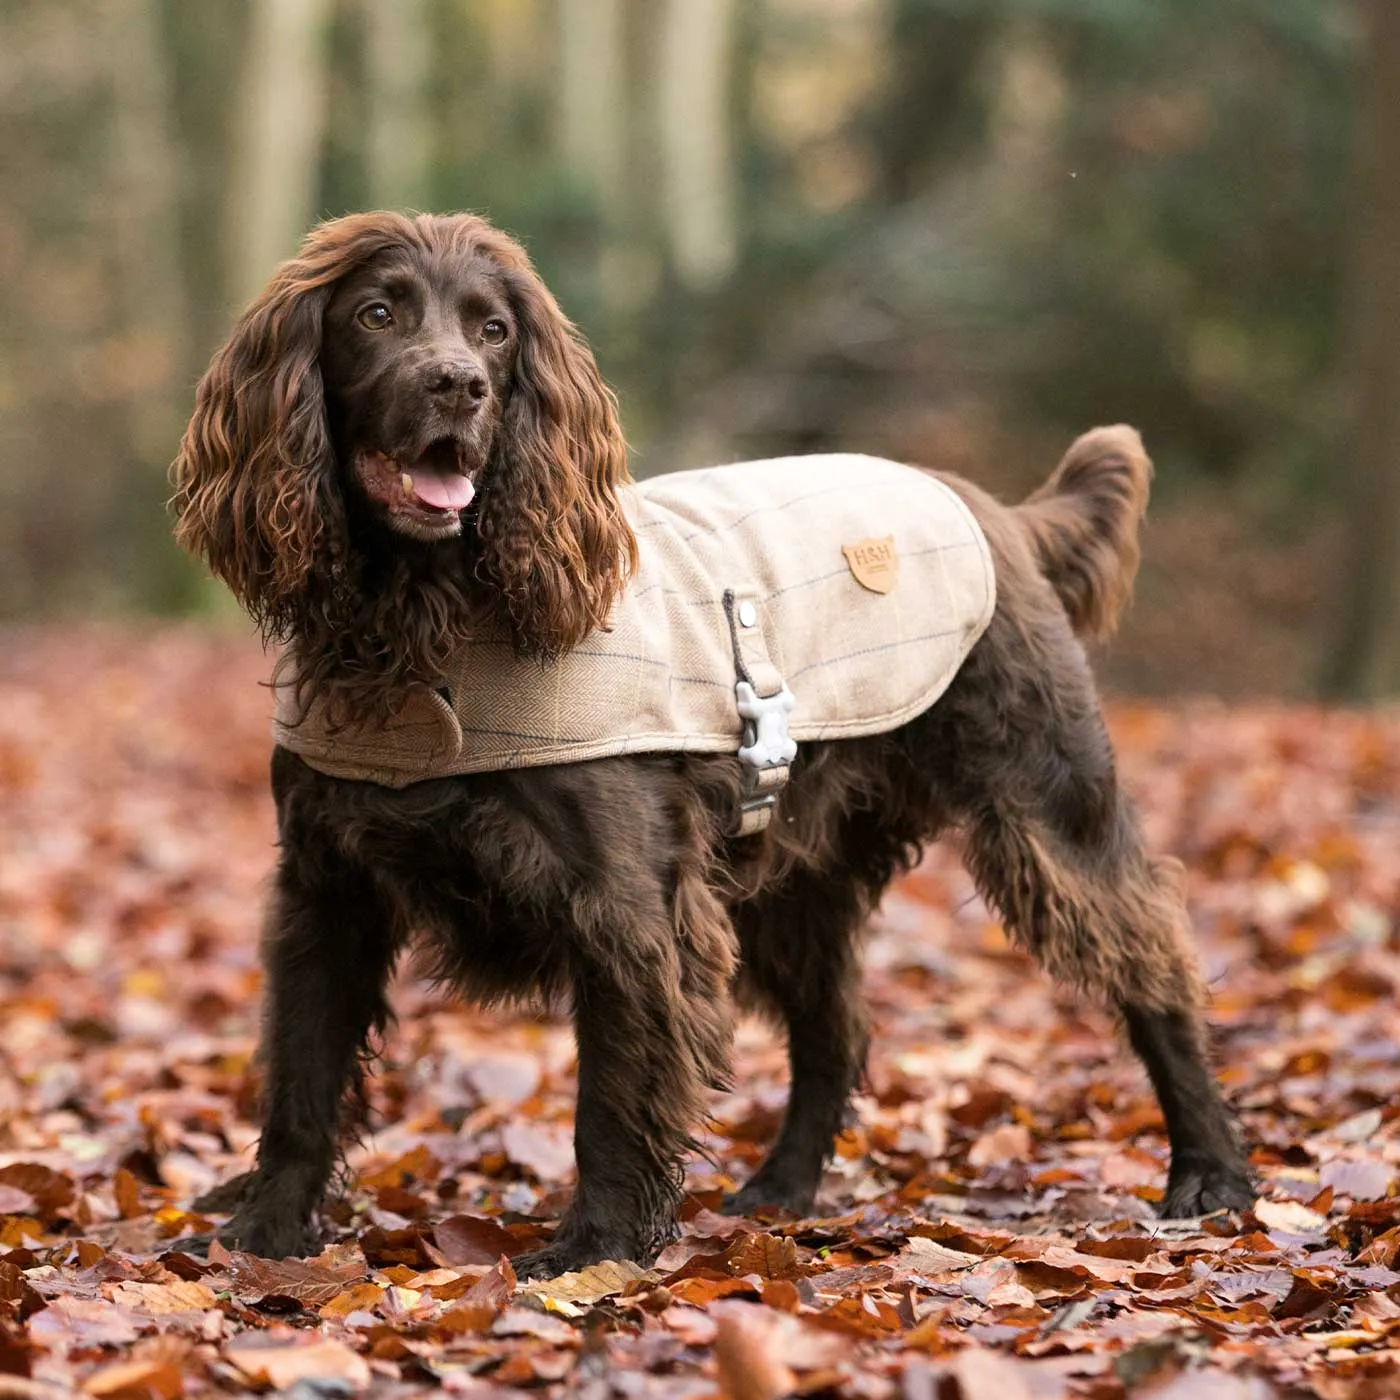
[3,627,1400,1399]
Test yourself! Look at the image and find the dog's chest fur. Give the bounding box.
[274,454,996,788]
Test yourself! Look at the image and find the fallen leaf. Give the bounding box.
[83,1337,190,1399]
[519,1258,653,1308]
[1320,1159,1393,1202]
[431,1214,520,1267]
[947,1346,1036,1400]
[1254,1199,1328,1235]
[318,1283,386,1320]
[499,1123,574,1182]
[106,1282,216,1316]
[222,1251,365,1307]
[894,1236,982,1276]
[713,1305,796,1400]
[0,1167,74,1220]
[724,1233,800,1280]
[223,1335,370,1392]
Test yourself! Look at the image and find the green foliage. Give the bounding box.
[999,0,1356,487]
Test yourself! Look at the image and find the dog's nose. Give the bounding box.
[425,360,488,403]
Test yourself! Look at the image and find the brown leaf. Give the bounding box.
[1254,1199,1328,1235]
[0,1167,74,1220]
[28,1297,144,1349]
[669,1275,763,1306]
[357,1144,442,1191]
[499,1122,574,1182]
[724,1232,801,1281]
[317,1282,386,1320]
[892,1236,982,1276]
[436,1303,500,1336]
[436,1254,517,1333]
[223,1334,370,1392]
[967,1122,1032,1168]
[761,1279,801,1312]
[0,1262,44,1320]
[82,1338,190,1399]
[493,1348,575,1385]
[947,1346,1036,1400]
[222,1249,365,1307]
[713,1305,797,1400]
[1320,1159,1393,1202]
[662,1305,718,1346]
[431,1214,521,1267]
[112,1169,142,1222]
[520,1258,653,1309]
[105,1281,216,1316]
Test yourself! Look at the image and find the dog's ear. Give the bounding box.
[170,253,346,634]
[172,211,418,632]
[478,265,637,655]
[169,283,334,630]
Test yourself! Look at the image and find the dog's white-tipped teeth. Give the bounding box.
[401,472,415,498]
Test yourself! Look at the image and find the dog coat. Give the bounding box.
[273,454,997,830]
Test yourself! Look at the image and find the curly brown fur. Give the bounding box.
[173,213,1251,1275]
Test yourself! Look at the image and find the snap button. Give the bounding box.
[738,600,757,628]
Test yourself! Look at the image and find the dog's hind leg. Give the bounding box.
[725,876,869,1216]
[965,808,1252,1214]
[225,849,400,1258]
[935,623,1253,1217]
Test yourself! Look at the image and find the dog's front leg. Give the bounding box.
[514,929,733,1279]
[226,851,399,1258]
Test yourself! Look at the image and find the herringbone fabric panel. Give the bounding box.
[273,454,996,787]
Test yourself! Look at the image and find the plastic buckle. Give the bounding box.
[734,682,797,836]
[736,682,797,770]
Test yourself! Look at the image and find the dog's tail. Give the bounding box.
[1014,425,1152,642]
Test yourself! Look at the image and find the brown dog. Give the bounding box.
[171,212,1252,1277]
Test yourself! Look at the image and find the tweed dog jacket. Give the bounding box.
[273,454,997,830]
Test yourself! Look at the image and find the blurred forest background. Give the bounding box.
[0,0,1394,696]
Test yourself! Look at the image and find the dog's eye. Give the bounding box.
[357,303,393,331]
[481,319,508,346]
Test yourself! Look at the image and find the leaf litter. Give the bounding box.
[3,630,1400,1396]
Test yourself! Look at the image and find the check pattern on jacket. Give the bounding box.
[273,454,997,787]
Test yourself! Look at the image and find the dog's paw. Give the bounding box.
[223,1211,317,1261]
[511,1247,568,1281]
[723,1173,817,1219]
[1160,1160,1255,1219]
[511,1245,624,1281]
[512,1230,659,1281]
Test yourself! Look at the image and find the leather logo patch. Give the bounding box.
[842,536,898,594]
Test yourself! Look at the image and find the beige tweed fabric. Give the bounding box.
[272,454,997,788]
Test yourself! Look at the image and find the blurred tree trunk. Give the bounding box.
[1327,0,1400,698]
[656,0,736,291]
[226,0,333,306]
[364,0,432,210]
[558,0,625,209]
[101,0,193,604]
[103,0,188,463]
[871,0,997,203]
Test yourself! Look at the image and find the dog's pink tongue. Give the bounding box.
[411,467,475,511]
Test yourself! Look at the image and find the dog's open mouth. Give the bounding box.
[402,437,476,512]
[357,438,478,539]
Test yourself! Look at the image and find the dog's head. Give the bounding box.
[172,212,636,657]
